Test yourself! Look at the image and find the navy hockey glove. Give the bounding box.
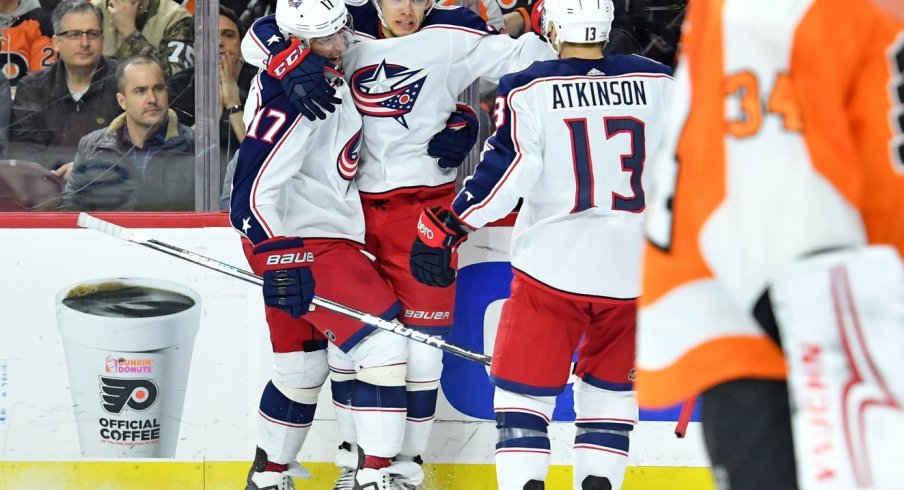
[251,236,316,318]
[427,104,480,169]
[410,207,470,287]
[267,38,342,121]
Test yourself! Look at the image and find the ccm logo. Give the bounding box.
[265,252,314,265]
[271,47,303,78]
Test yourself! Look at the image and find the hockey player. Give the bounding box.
[229,1,422,489]
[241,0,553,487]
[408,0,673,488]
[636,1,904,489]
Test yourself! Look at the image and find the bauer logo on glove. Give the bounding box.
[264,251,315,266]
[251,236,316,318]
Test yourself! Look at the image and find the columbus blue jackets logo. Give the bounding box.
[99,376,159,414]
[337,130,362,181]
[350,60,426,128]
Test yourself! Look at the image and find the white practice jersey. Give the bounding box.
[453,56,674,298]
[229,73,365,245]
[242,5,553,195]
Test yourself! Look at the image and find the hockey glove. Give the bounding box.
[410,207,470,287]
[267,38,343,121]
[427,104,480,169]
[251,236,316,318]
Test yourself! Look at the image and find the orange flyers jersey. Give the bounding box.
[0,17,55,88]
[635,0,904,409]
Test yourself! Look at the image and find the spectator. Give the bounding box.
[91,0,193,78]
[0,0,56,90]
[60,55,194,211]
[10,1,121,170]
[168,6,254,175]
[0,75,9,157]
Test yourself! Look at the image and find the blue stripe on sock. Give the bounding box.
[575,432,630,452]
[259,381,316,425]
[496,435,550,451]
[495,411,549,432]
[575,421,634,432]
[352,380,406,409]
[407,389,438,419]
[331,379,353,406]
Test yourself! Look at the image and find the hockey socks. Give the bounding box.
[351,379,407,458]
[257,381,317,464]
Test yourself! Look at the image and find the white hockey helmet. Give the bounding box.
[275,0,352,41]
[542,0,614,51]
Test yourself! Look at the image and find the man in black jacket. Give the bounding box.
[10,1,121,170]
[60,55,194,211]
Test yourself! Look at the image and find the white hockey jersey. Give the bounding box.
[229,73,365,245]
[242,5,553,195]
[453,55,674,298]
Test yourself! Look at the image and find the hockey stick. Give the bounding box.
[77,213,492,366]
[674,397,695,438]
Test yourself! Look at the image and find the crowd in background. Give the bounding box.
[0,0,685,211]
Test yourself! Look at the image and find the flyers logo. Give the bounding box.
[337,130,362,181]
[350,60,425,128]
[99,376,159,414]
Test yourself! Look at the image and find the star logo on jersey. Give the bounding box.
[241,217,251,234]
[350,60,426,128]
[266,34,282,45]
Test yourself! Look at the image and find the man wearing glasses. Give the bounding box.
[10,1,121,173]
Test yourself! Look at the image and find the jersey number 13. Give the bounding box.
[564,117,646,214]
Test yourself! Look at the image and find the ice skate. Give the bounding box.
[246,447,295,490]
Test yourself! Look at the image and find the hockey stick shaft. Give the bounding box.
[674,397,695,438]
[77,213,492,366]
